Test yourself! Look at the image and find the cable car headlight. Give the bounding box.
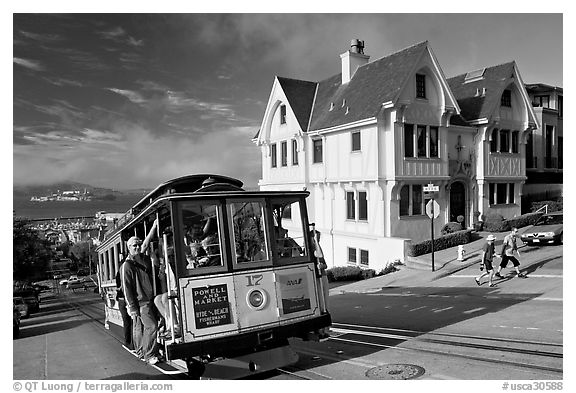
[247,289,267,310]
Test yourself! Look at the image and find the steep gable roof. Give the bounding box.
[447,62,516,123]
[276,76,317,132]
[309,41,429,131]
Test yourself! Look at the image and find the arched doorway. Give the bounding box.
[450,181,466,225]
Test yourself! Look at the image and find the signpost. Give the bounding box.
[424,183,440,272]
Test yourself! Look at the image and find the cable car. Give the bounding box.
[96,174,331,378]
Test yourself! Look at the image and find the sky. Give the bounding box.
[12,12,563,190]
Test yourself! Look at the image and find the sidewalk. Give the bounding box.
[329,231,508,294]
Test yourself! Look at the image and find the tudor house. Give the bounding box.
[253,40,539,269]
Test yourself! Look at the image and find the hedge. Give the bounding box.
[326,260,403,283]
[407,229,473,257]
[483,213,509,232]
[326,266,376,282]
[531,200,563,213]
[441,222,464,235]
[506,212,543,229]
[483,211,545,233]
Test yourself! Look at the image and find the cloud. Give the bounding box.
[13,57,45,72]
[19,30,63,44]
[98,26,144,47]
[42,76,84,87]
[13,122,261,189]
[106,88,146,104]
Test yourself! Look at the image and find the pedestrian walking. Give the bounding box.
[475,234,497,287]
[495,227,526,279]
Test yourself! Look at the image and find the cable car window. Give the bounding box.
[230,201,269,263]
[179,201,223,271]
[271,199,308,262]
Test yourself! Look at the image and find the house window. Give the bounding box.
[499,129,510,153]
[508,184,515,204]
[405,123,439,159]
[399,184,424,217]
[358,192,367,221]
[417,125,427,157]
[490,129,498,152]
[489,183,515,205]
[429,127,439,158]
[496,183,507,204]
[558,96,563,117]
[511,131,519,154]
[281,141,287,166]
[271,144,277,168]
[412,185,423,215]
[291,139,298,165]
[280,105,286,124]
[348,247,357,264]
[351,131,361,151]
[360,250,369,266]
[501,90,512,107]
[533,95,550,108]
[312,139,323,163]
[404,124,414,157]
[346,192,355,220]
[416,74,426,99]
[558,136,563,169]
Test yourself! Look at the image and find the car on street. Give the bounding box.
[520,211,563,246]
[13,296,30,318]
[60,275,79,286]
[13,305,21,339]
[66,275,81,289]
[13,289,40,313]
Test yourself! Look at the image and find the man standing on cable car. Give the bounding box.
[121,236,161,365]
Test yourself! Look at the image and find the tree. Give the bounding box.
[13,218,54,280]
[70,241,97,272]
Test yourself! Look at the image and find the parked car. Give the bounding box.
[13,289,40,313]
[13,305,21,339]
[66,275,80,289]
[13,296,30,318]
[520,211,563,246]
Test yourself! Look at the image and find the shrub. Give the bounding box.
[506,212,543,229]
[326,266,376,282]
[407,229,473,257]
[441,222,464,235]
[378,259,403,276]
[483,213,510,232]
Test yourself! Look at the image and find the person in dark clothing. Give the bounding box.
[475,234,497,287]
[115,265,133,350]
[120,236,161,365]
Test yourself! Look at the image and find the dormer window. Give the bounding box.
[416,74,426,99]
[501,90,512,107]
[280,104,287,124]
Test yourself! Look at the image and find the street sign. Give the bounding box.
[423,183,439,193]
[426,199,440,219]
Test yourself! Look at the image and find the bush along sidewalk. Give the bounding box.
[407,229,473,257]
[482,211,543,232]
[326,260,403,283]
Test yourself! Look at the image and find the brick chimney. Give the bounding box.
[340,39,370,84]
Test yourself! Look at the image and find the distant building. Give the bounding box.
[523,83,563,211]
[254,39,543,269]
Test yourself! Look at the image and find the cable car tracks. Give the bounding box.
[321,322,563,376]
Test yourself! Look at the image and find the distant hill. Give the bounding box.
[13,182,149,198]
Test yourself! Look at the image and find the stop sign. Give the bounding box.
[426,199,440,219]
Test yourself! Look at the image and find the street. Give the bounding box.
[13,243,562,380]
